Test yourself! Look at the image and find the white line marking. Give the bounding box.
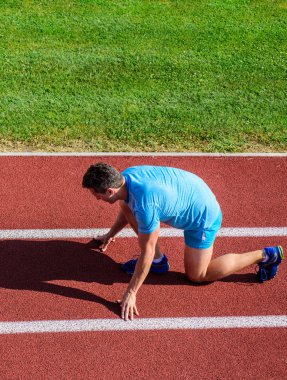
[0,152,286,157]
[0,227,286,239]
[0,316,286,335]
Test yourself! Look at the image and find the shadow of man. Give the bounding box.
[0,239,125,315]
[0,239,191,317]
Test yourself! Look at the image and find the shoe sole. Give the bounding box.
[278,246,284,261]
[150,262,171,274]
[258,267,278,282]
[122,262,170,275]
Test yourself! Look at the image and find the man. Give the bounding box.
[82,163,283,321]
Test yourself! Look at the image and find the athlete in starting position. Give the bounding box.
[82,163,283,321]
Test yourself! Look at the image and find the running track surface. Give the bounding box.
[0,155,286,379]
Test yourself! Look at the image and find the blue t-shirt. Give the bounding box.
[122,166,221,234]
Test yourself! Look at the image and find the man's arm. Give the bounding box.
[107,209,129,238]
[120,227,160,320]
[94,209,128,252]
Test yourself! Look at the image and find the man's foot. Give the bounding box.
[257,246,284,282]
[121,254,170,275]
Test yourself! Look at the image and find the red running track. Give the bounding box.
[0,237,286,322]
[0,156,286,228]
[0,155,286,379]
[2,329,287,380]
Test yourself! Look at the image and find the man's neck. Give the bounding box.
[116,179,128,201]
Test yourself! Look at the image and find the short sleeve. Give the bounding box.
[135,205,160,234]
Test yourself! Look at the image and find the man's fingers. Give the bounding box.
[98,237,115,252]
[121,303,130,321]
[118,303,138,321]
[125,305,131,321]
[121,304,125,320]
[98,240,110,252]
[87,238,104,249]
[107,237,115,245]
[134,305,139,316]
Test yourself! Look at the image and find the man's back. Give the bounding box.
[122,165,221,233]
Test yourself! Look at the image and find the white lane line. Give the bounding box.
[0,152,286,157]
[0,316,286,335]
[0,227,286,239]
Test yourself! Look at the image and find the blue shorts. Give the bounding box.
[184,211,222,249]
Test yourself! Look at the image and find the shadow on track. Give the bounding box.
[0,239,258,316]
[219,273,258,285]
[0,239,190,316]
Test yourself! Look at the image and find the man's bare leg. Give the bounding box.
[119,201,163,259]
[184,245,265,283]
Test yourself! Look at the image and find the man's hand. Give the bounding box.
[118,290,139,321]
[90,233,115,252]
[117,229,160,321]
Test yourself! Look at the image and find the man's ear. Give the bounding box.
[106,188,114,196]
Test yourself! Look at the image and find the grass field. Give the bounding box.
[0,0,286,152]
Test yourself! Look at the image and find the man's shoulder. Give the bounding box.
[122,165,154,174]
[122,165,181,176]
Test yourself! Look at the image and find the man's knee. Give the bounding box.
[186,272,207,284]
[184,245,213,284]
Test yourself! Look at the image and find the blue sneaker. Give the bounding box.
[257,246,284,282]
[257,265,279,282]
[121,254,170,275]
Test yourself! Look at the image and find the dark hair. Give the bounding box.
[82,162,123,193]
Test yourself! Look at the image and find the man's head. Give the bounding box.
[82,162,124,203]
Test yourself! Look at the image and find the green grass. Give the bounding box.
[0,0,286,152]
